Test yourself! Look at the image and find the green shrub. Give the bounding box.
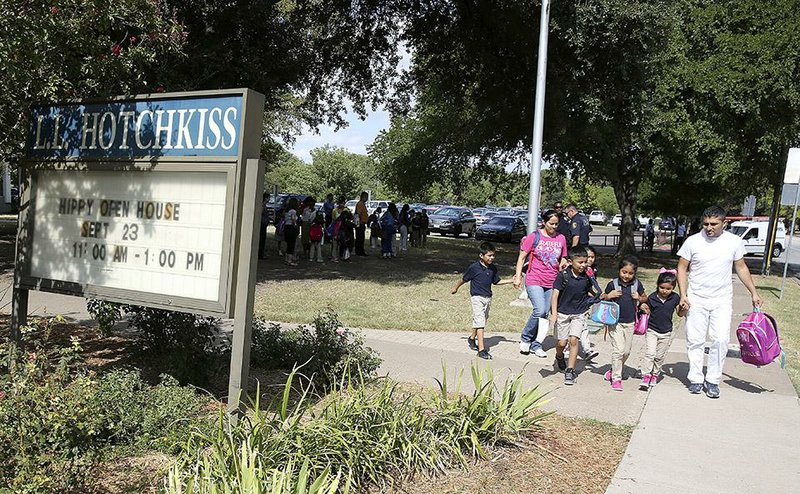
[250,309,382,390]
[86,300,227,386]
[0,317,213,493]
[165,363,551,493]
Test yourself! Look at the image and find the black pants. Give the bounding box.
[355,224,366,255]
[258,223,268,258]
[284,225,298,257]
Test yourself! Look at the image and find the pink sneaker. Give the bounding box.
[604,370,612,382]
[649,374,659,387]
[612,380,623,391]
[640,374,652,389]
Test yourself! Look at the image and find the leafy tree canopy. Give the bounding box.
[0,0,185,161]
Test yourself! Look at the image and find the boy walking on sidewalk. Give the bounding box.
[549,246,599,385]
[452,242,513,360]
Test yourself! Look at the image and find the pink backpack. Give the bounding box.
[634,312,649,335]
[736,309,782,367]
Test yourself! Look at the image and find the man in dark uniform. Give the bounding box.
[554,202,572,239]
[566,203,592,247]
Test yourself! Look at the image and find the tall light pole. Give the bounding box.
[513,0,553,308]
[527,0,552,234]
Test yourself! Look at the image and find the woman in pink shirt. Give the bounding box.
[513,210,568,357]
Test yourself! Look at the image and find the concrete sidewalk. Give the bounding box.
[2,275,799,491]
[607,280,800,493]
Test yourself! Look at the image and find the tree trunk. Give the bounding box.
[612,173,639,256]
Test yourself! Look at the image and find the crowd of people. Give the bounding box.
[456,204,763,398]
[260,190,763,398]
[258,192,432,265]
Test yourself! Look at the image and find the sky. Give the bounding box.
[289,106,390,163]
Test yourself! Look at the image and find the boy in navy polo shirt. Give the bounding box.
[452,242,513,359]
[549,246,600,385]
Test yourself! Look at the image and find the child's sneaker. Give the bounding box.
[612,380,623,391]
[555,355,567,371]
[649,373,659,387]
[564,368,577,385]
[468,337,479,351]
[477,349,492,360]
[640,374,652,390]
[582,349,599,361]
[604,370,612,382]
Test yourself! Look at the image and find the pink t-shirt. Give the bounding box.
[520,230,568,288]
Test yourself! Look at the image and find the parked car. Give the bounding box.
[423,204,442,214]
[659,217,675,231]
[475,210,497,226]
[474,216,527,243]
[638,214,651,228]
[610,213,642,229]
[346,199,358,214]
[729,220,786,258]
[428,207,476,237]
[367,200,389,216]
[409,202,427,212]
[264,193,308,224]
[589,210,607,225]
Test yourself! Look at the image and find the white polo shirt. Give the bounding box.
[677,230,745,301]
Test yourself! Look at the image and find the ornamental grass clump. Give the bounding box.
[165,363,550,493]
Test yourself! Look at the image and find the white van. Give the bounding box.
[728,220,786,258]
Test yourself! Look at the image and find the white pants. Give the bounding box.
[399,225,408,250]
[310,242,322,261]
[685,296,732,385]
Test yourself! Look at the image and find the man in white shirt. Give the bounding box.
[677,206,762,398]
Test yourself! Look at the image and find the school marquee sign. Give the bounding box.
[15,89,265,317]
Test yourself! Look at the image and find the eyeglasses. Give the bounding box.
[555,205,563,209]
[702,222,721,227]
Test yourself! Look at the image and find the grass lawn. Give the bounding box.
[254,234,665,333]
[751,274,800,393]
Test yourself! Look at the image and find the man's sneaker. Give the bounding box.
[468,337,479,351]
[604,370,612,382]
[611,380,623,391]
[519,341,530,355]
[640,374,652,390]
[582,350,599,362]
[649,374,659,387]
[555,355,567,371]
[564,368,577,385]
[688,383,703,394]
[704,381,720,399]
[477,350,492,360]
[533,348,548,358]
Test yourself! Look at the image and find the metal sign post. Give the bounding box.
[779,148,800,299]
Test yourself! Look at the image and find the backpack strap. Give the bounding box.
[524,230,541,275]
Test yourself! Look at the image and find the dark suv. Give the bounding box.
[264,193,308,224]
[428,207,476,237]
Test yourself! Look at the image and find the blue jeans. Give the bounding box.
[520,285,553,350]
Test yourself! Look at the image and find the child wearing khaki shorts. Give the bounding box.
[549,246,600,385]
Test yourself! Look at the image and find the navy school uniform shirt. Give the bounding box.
[605,278,646,324]
[553,269,596,315]
[463,261,501,297]
[646,292,681,334]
